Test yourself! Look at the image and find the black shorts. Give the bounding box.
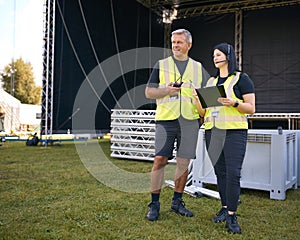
[155,117,200,159]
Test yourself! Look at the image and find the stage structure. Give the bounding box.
[42,0,300,135]
[137,0,300,71]
[41,0,55,136]
[110,109,156,161]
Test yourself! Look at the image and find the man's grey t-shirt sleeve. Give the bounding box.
[147,62,159,88]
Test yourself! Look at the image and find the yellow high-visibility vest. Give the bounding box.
[204,72,248,129]
[155,56,203,121]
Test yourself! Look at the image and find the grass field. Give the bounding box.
[0,140,299,240]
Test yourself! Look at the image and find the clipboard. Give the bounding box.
[195,85,227,108]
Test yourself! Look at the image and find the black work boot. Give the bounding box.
[170,198,193,217]
[146,201,160,221]
[212,207,227,223]
[226,213,241,234]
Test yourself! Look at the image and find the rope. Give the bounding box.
[77,0,121,108]
[133,5,141,102]
[56,0,110,113]
[110,0,135,108]
[148,0,152,76]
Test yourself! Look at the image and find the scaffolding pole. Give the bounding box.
[41,0,55,136]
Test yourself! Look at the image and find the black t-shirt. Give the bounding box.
[147,57,210,88]
[147,57,189,88]
[217,73,255,99]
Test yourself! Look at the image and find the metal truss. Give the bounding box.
[164,23,171,57]
[176,0,300,18]
[41,0,55,136]
[135,0,168,17]
[110,109,156,161]
[111,109,156,126]
[235,9,243,70]
[137,0,300,18]
[136,0,300,74]
[110,109,178,161]
[247,113,300,130]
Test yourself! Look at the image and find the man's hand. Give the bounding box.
[168,82,181,96]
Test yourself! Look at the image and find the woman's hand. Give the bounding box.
[218,97,235,106]
[193,89,206,117]
[218,94,256,115]
[192,89,199,100]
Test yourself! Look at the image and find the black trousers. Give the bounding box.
[205,128,247,212]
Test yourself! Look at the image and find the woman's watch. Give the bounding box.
[233,101,239,108]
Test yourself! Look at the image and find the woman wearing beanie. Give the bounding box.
[194,43,255,234]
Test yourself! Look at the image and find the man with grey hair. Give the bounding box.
[145,28,209,221]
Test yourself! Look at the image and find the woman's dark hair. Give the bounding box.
[213,42,239,76]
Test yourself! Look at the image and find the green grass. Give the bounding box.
[0,140,299,240]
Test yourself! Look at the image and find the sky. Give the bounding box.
[0,0,44,86]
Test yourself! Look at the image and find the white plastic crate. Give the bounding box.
[192,129,298,200]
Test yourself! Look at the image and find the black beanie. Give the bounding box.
[213,42,238,76]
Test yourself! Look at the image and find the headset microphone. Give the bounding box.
[215,59,228,64]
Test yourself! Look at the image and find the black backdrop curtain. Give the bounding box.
[173,5,300,113]
[53,1,300,132]
[53,0,164,132]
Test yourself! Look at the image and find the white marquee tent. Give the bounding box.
[0,89,21,133]
[0,89,41,134]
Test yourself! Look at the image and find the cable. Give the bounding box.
[56,0,110,113]
[148,0,151,48]
[11,0,16,97]
[110,0,134,108]
[77,0,121,108]
[133,4,141,102]
[148,0,152,76]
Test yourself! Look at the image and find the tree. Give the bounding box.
[0,58,41,105]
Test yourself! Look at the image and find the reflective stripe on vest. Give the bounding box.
[155,56,202,120]
[204,72,248,129]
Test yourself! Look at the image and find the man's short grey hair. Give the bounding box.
[171,29,192,43]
